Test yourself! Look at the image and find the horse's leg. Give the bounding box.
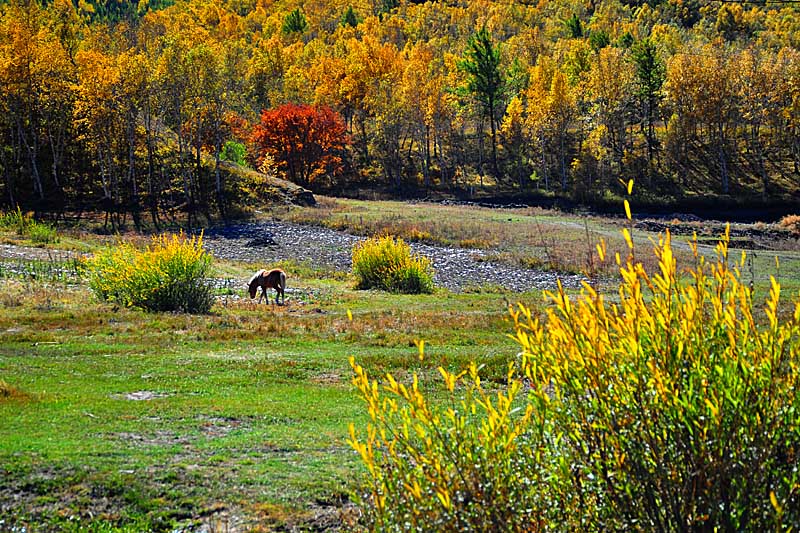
[258,286,266,304]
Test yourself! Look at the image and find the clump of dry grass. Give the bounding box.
[778,214,800,235]
[0,380,32,402]
[458,237,496,249]
[0,286,25,307]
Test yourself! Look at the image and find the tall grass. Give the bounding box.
[349,355,545,531]
[83,232,214,313]
[0,207,59,243]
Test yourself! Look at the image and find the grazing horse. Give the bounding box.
[248,269,286,305]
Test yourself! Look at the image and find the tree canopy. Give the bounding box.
[1,0,799,225]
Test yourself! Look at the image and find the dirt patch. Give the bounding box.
[197,416,250,439]
[310,373,343,385]
[633,218,800,251]
[115,390,173,401]
[111,430,192,446]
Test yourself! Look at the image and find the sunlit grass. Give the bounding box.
[0,254,531,530]
[275,197,800,294]
[3,201,800,530]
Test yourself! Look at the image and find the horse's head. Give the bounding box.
[248,269,266,298]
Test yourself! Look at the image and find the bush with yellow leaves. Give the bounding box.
[350,215,800,530]
[83,232,213,313]
[349,351,547,531]
[352,235,434,294]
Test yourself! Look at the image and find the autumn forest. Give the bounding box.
[1,0,799,226]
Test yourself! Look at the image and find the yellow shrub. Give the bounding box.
[84,232,213,313]
[349,354,546,531]
[352,235,434,294]
[351,226,800,530]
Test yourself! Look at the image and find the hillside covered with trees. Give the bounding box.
[1,0,799,226]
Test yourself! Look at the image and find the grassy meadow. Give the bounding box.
[2,199,800,531]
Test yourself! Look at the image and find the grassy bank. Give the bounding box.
[2,199,799,530]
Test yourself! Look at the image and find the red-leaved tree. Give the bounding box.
[251,103,349,187]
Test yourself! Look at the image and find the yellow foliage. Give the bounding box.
[351,221,800,529]
[511,226,800,528]
[83,231,213,313]
[352,235,434,294]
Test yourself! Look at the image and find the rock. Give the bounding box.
[245,233,278,247]
[292,189,317,207]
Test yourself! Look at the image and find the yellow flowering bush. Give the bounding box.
[351,225,800,530]
[349,353,547,531]
[352,235,434,294]
[83,232,213,313]
[515,228,800,530]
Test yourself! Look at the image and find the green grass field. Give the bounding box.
[2,199,799,531]
[0,263,530,530]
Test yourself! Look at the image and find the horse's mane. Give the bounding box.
[248,269,265,289]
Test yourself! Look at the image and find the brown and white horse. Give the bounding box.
[248,269,286,305]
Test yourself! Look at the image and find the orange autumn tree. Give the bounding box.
[251,103,349,188]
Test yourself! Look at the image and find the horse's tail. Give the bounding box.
[279,271,286,292]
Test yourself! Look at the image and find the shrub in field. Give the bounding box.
[84,232,213,313]
[778,214,800,235]
[0,207,58,243]
[26,221,59,244]
[352,235,434,294]
[522,228,800,529]
[350,227,800,530]
[349,355,547,531]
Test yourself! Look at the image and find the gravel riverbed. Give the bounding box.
[204,221,584,293]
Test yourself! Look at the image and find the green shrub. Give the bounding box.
[352,235,434,294]
[83,232,214,313]
[0,207,58,243]
[350,228,800,530]
[220,140,249,167]
[26,221,59,244]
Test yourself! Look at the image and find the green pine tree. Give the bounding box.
[282,8,308,35]
[457,27,506,179]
